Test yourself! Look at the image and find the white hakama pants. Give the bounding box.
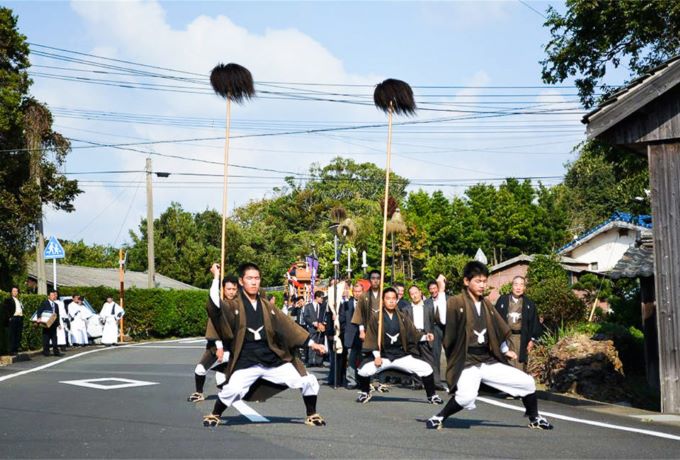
[101,318,119,345]
[70,319,88,345]
[454,362,535,410]
[217,363,319,407]
[358,355,433,378]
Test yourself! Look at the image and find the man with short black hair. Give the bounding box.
[203,262,327,428]
[393,282,409,311]
[402,285,437,387]
[303,290,327,367]
[341,282,364,388]
[351,270,389,392]
[355,288,442,405]
[188,274,238,403]
[36,290,61,357]
[425,279,446,390]
[3,287,24,355]
[426,262,553,431]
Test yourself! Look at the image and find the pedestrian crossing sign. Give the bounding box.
[44,236,66,260]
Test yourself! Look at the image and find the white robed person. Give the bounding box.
[100,296,124,345]
[56,300,70,348]
[69,295,91,346]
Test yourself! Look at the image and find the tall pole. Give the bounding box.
[377,107,394,350]
[30,136,47,295]
[52,259,57,291]
[119,248,125,343]
[146,158,155,288]
[220,98,232,297]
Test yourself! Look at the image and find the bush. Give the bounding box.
[0,290,56,352]
[526,255,587,329]
[1,286,210,352]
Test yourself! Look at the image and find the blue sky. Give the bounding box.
[6,1,597,247]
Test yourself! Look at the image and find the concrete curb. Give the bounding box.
[536,389,613,408]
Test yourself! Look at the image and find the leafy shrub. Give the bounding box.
[1,286,210,352]
[526,255,587,329]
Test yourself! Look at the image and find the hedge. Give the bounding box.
[0,287,210,353]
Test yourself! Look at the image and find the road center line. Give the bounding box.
[477,396,680,442]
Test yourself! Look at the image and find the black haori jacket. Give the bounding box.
[440,291,511,393]
[361,307,421,364]
[207,289,311,399]
[494,294,541,363]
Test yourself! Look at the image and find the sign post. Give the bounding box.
[44,236,65,290]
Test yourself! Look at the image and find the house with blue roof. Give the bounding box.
[557,212,652,273]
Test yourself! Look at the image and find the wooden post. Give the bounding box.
[220,97,232,297]
[648,142,680,413]
[640,276,660,390]
[377,107,393,350]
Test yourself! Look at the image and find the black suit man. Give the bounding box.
[426,277,448,390]
[303,291,327,367]
[3,287,24,355]
[36,290,62,357]
[402,285,437,385]
[341,283,364,387]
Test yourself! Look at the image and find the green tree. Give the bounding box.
[0,7,80,289]
[561,141,650,234]
[526,255,586,329]
[60,240,120,268]
[541,0,680,108]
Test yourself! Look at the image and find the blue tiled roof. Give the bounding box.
[557,211,652,254]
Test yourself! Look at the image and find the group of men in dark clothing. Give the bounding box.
[190,260,553,432]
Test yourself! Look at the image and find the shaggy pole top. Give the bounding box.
[210,63,255,103]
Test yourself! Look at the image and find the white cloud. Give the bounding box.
[35,0,583,246]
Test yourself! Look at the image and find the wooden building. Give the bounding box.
[582,56,680,413]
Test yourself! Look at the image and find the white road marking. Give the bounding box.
[60,377,158,390]
[0,337,267,424]
[0,345,126,383]
[177,338,206,344]
[233,400,269,422]
[477,396,680,442]
[128,345,205,349]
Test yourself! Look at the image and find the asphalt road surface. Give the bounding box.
[1,339,679,459]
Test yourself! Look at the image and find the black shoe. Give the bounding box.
[528,415,554,430]
[356,392,372,404]
[426,416,443,430]
[42,352,50,357]
[428,395,444,405]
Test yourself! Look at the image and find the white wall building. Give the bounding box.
[558,214,652,273]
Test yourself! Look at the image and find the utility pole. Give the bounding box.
[119,248,126,343]
[29,136,47,294]
[146,158,155,288]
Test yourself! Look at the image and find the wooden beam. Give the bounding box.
[648,142,680,412]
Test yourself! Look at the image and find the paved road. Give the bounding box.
[1,339,679,459]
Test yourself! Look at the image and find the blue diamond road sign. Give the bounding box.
[44,236,65,260]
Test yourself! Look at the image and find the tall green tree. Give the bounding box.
[0,7,80,289]
[561,141,650,234]
[541,0,680,108]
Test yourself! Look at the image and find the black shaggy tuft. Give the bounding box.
[210,63,255,103]
[373,79,416,116]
